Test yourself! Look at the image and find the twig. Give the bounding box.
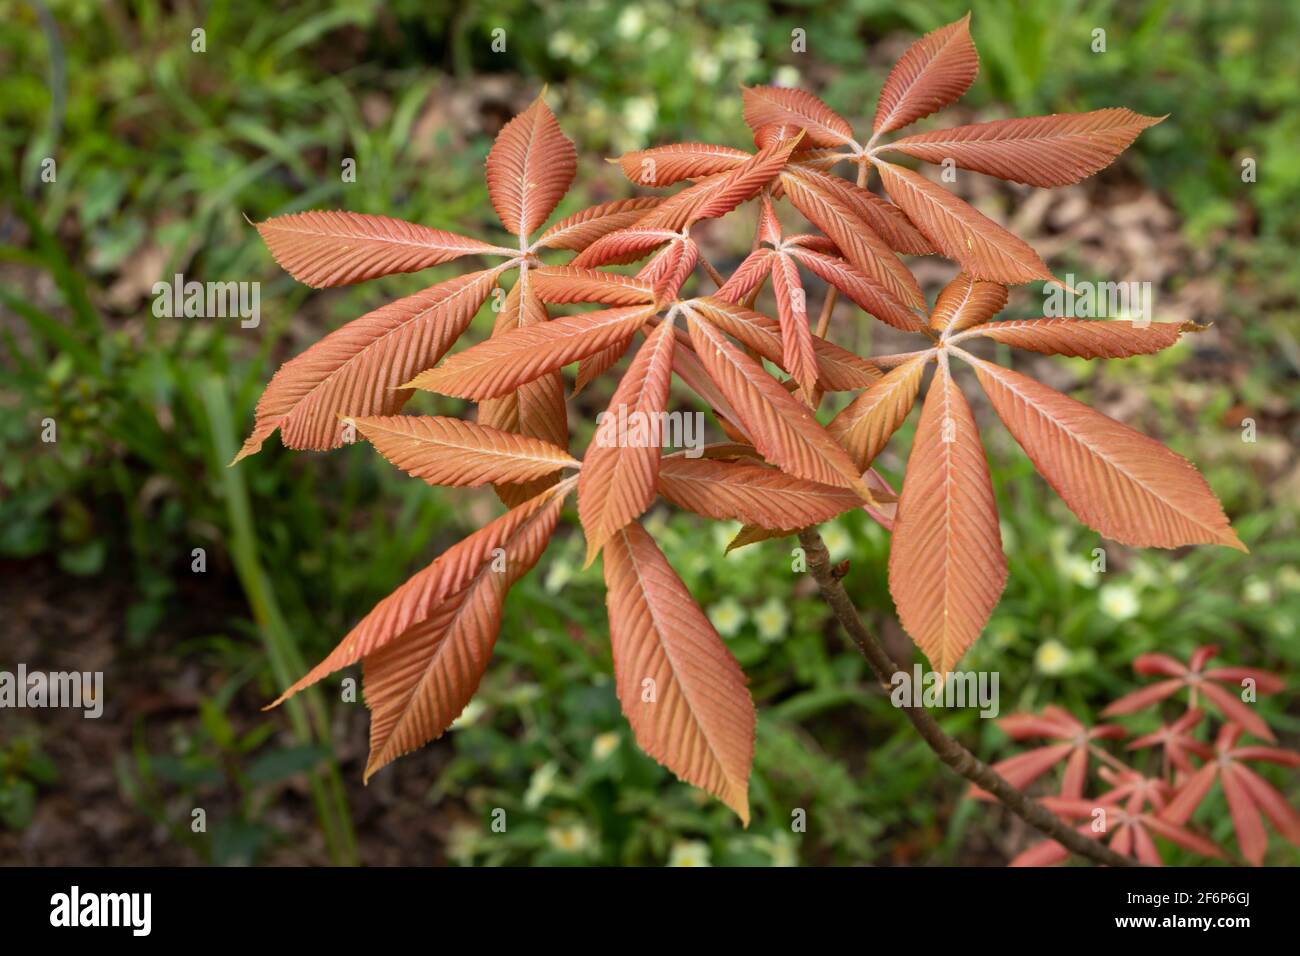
[797,527,1137,868]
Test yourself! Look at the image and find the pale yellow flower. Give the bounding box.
[667,840,712,867]
[1035,639,1072,676]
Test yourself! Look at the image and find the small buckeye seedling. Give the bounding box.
[238,14,1242,844]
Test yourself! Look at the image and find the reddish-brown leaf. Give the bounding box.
[886,109,1165,187]
[786,165,934,255]
[686,296,881,391]
[657,455,862,528]
[688,134,805,224]
[270,482,571,708]
[361,483,569,779]
[780,167,925,310]
[477,267,569,506]
[958,318,1187,358]
[253,211,513,288]
[874,159,1055,284]
[570,225,679,268]
[929,271,1008,334]
[889,357,1006,672]
[533,197,663,251]
[714,249,774,304]
[873,13,979,135]
[530,266,656,305]
[827,352,931,471]
[233,266,503,462]
[406,304,657,400]
[684,307,870,494]
[770,251,818,397]
[742,86,856,148]
[614,143,749,187]
[354,415,577,487]
[603,521,755,822]
[786,246,924,332]
[962,352,1245,550]
[485,94,577,243]
[579,319,676,565]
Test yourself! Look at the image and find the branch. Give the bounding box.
[796,528,1137,868]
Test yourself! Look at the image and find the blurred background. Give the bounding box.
[0,0,1296,866]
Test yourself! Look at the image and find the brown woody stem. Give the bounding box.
[796,528,1137,868]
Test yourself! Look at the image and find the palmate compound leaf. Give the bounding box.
[477,266,568,507]
[885,109,1166,188]
[233,265,505,463]
[252,211,515,288]
[361,481,571,779]
[404,303,659,400]
[888,355,1006,673]
[827,351,932,472]
[268,480,572,777]
[742,86,857,148]
[955,349,1245,550]
[485,92,578,244]
[353,415,578,488]
[873,159,1056,285]
[603,521,756,823]
[873,13,979,136]
[682,304,876,497]
[579,319,676,566]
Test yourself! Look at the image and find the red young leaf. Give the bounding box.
[960,351,1245,551]
[603,521,756,823]
[874,159,1055,284]
[530,266,656,305]
[533,197,663,251]
[254,211,513,288]
[742,86,856,147]
[957,318,1188,358]
[406,304,657,400]
[361,482,570,779]
[234,266,503,462]
[889,356,1006,672]
[485,93,577,244]
[657,455,863,528]
[886,109,1166,187]
[929,272,1008,334]
[827,351,931,471]
[614,143,749,187]
[787,246,924,332]
[579,319,676,565]
[873,13,979,135]
[684,306,871,495]
[770,251,818,397]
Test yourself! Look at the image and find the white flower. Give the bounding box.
[524,761,560,809]
[753,597,789,643]
[616,7,645,39]
[621,96,658,137]
[773,65,801,88]
[1099,583,1141,621]
[822,522,851,561]
[544,558,573,594]
[1035,639,1072,675]
[667,840,712,867]
[547,822,593,854]
[1058,554,1099,588]
[708,597,747,637]
[692,54,722,83]
[591,731,620,761]
[1243,577,1271,604]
